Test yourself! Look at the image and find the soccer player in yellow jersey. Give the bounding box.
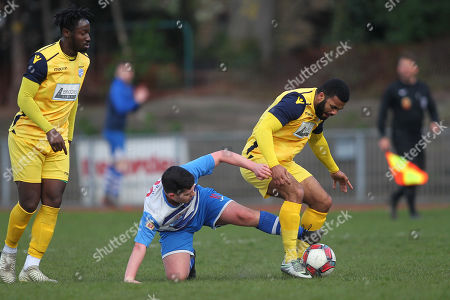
[241,79,353,278]
[0,7,92,283]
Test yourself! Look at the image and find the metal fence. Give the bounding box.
[1,128,449,208]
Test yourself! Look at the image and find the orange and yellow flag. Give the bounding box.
[385,151,428,186]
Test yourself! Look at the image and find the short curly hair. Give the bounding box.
[54,6,93,33]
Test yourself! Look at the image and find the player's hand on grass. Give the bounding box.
[271,165,291,186]
[330,170,353,192]
[124,278,141,284]
[46,128,67,155]
[378,137,391,152]
[253,163,272,180]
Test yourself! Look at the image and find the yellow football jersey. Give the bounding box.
[243,88,324,163]
[9,41,90,140]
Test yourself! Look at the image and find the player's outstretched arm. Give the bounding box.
[124,242,147,283]
[309,133,353,192]
[210,150,271,180]
[309,132,339,173]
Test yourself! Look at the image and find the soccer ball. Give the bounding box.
[302,243,336,277]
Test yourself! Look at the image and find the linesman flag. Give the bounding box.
[385,151,428,186]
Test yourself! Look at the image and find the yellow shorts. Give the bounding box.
[240,155,312,198]
[8,132,70,183]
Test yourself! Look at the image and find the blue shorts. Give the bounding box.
[135,187,233,259]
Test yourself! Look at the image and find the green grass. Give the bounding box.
[0,208,449,300]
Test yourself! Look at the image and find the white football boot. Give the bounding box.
[280,259,312,279]
[0,251,17,284]
[19,266,57,283]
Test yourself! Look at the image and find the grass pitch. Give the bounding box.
[0,207,449,300]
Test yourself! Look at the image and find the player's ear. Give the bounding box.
[318,92,325,102]
[166,192,176,200]
[62,27,71,38]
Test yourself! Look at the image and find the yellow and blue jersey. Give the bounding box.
[9,41,90,140]
[243,88,324,163]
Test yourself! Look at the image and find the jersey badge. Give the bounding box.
[398,88,407,97]
[145,219,155,230]
[78,67,84,78]
[401,97,412,110]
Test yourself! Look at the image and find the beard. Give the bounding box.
[73,35,88,53]
[315,98,328,120]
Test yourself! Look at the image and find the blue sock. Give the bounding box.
[257,211,304,238]
[190,254,195,270]
[105,165,122,198]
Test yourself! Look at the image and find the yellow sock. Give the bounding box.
[301,207,327,231]
[279,201,301,262]
[28,205,60,259]
[296,240,310,259]
[5,202,35,248]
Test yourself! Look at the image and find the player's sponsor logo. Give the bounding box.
[78,67,84,78]
[52,83,80,101]
[54,66,68,72]
[305,112,314,117]
[169,213,186,228]
[33,54,42,64]
[175,213,185,221]
[294,122,315,138]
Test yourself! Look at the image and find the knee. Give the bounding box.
[18,187,40,212]
[323,195,332,211]
[317,195,332,212]
[285,184,304,203]
[42,193,63,208]
[19,199,39,213]
[166,272,188,282]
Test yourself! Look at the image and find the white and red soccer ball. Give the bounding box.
[302,243,336,277]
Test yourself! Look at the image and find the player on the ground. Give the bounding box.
[240,79,353,278]
[124,150,310,282]
[0,7,92,283]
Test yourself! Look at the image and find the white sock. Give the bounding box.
[2,244,17,254]
[23,255,40,270]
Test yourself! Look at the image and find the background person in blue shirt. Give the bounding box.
[103,62,150,206]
